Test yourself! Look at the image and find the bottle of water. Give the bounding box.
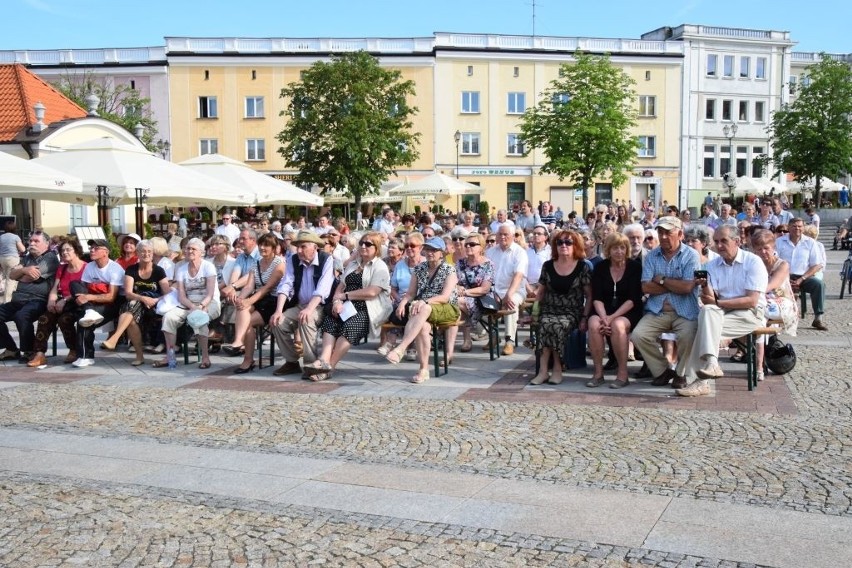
[166,347,176,369]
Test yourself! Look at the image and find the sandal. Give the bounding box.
[385,347,404,365]
[152,359,170,368]
[586,376,605,388]
[730,350,745,363]
[411,370,430,384]
[199,361,212,369]
[310,370,332,382]
[303,359,331,376]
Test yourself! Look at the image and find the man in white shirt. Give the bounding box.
[676,225,768,397]
[485,224,528,355]
[214,214,240,247]
[324,228,350,264]
[313,215,332,236]
[775,217,827,330]
[772,198,793,226]
[525,224,550,294]
[489,209,515,234]
[699,203,720,229]
[717,204,737,227]
[372,207,396,235]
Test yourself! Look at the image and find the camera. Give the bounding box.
[694,270,708,279]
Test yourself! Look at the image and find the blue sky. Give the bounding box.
[3,0,846,53]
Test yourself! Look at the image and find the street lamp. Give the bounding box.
[722,123,738,200]
[453,130,461,213]
[134,187,149,236]
[96,185,110,227]
[155,139,171,160]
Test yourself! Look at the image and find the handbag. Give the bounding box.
[562,328,588,369]
[155,289,180,315]
[476,293,500,314]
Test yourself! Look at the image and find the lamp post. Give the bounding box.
[722,124,738,200]
[96,185,110,228]
[134,187,149,236]
[453,130,461,213]
[155,139,171,160]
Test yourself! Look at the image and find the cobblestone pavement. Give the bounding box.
[1,251,851,566]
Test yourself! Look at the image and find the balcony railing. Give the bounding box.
[0,47,166,65]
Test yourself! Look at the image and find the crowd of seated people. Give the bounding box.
[0,199,812,393]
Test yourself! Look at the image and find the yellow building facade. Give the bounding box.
[163,36,683,217]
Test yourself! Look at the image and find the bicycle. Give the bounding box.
[841,250,852,299]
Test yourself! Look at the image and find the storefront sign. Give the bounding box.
[462,167,533,176]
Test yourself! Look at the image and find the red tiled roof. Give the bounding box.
[0,64,86,143]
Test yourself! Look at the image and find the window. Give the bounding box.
[507,134,525,155]
[198,96,217,118]
[638,95,656,117]
[199,139,218,155]
[703,145,716,178]
[801,74,811,87]
[245,96,264,118]
[705,99,716,120]
[513,66,519,77]
[552,92,570,107]
[789,76,798,94]
[70,204,86,229]
[460,132,480,155]
[722,100,733,121]
[736,146,748,177]
[752,146,765,178]
[246,139,265,161]
[756,57,767,79]
[738,101,749,122]
[461,91,480,113]
[707,54,718,77]
[739,57,750,78]
[637,136,656,158]
[723,55,734,77]
[467,65,473,76]
[720,146,731,177]
[507,92,526,114]
[754,101,766,123]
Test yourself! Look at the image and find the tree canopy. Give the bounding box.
[519,51,639,215]
[762,55,852,207]
[53,71,160,153]
[277,51,420,211]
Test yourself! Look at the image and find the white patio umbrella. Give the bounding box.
[31,138,248,206]
[0,151,84,203]
[389,172,484,198]
[730,176,775,195]
[787,176,844,193]
[179,154,324,207]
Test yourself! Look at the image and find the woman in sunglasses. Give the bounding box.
[530,229,592,385]
[447,232,493,353]
[304,231,392,381]
[377,232,424,357]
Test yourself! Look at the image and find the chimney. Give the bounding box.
[32,101,46,133]
[85,93,99,116]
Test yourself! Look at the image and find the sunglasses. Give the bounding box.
[644,237,655,241]
[405,243,420,249]
[556,239,574,246]
[452,237,465,242]
[514,233,522,237]
[464,242,480,248]
[486,239,496,244]
[776,230,789,234]
[359,241,376,248]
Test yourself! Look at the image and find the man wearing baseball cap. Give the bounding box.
[631,216,701,389]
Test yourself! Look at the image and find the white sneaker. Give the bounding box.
[78,309,104,328]
[71,358,95,368]
[676,379,711,397]
[696,360,724,380]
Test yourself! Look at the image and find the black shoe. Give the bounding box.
[632,362,652,379]
[603,357,618,371]
[222,345,246,357]
[671,374,688,389]
[0,349,21,362]
[651,369,673,386]
[273,361,302,376]
[233,362,256,374]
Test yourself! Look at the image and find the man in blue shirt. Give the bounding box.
[632,216,701,389]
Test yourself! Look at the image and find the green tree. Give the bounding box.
[53,71,160,152]
[277,51,420,213]
[761,55,852,208]
[520,51,639,216]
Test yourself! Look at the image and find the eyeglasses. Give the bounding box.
[644,237,655,241]
[423,247,441,253]
[464,242,480,248]
[359,241,376,248]
[514,233,522,237]
[405,243,421,249]
[532,232,546,236]
[452,237,465,242]
[222,217,232,221]
[776,230,789,234]
[486,239,496,244]
[556,239,574,246]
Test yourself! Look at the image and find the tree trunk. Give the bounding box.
[582,182,590,218]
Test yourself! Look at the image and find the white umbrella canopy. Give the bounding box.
[730,176,775,195]
[787,176,844,193]
[0,151,84,203]
[389,173,484,198]
[31,138,248,206]
[179,154,324,207]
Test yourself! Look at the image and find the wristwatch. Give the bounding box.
[659,276,666,286]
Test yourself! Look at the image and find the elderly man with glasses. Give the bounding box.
[214,214,240,248]
[525,224,550,295]
[485,224,528,355]
[0,231,59,364]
